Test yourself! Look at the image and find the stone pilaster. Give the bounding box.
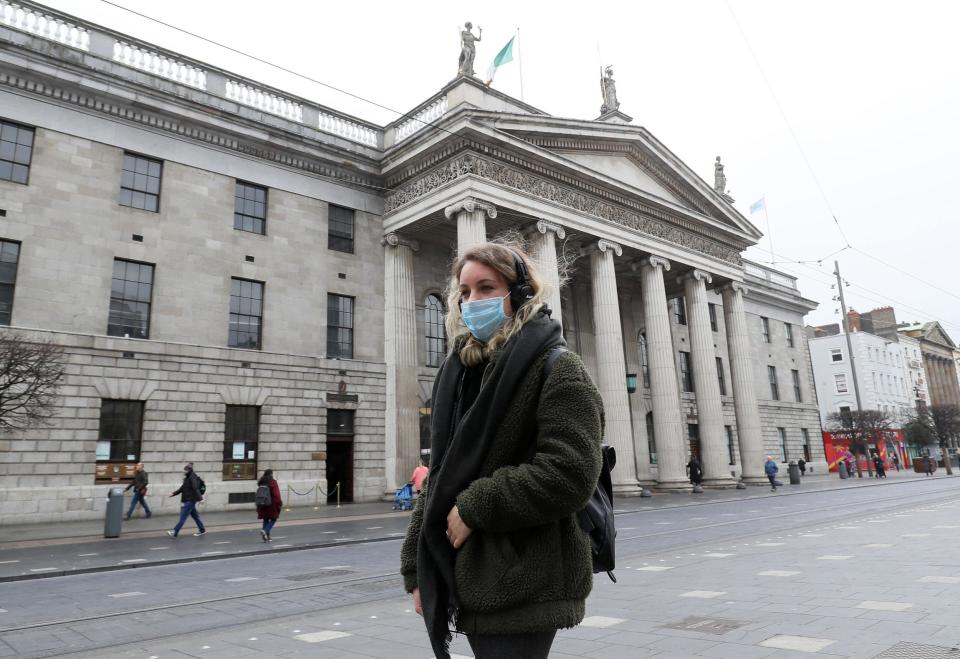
[382,233,421,493]
[721,282,766,484]
[444,197,495,256]
[639,255,688,489]
[681,269,734,487]
[586,240,639,492]
[526,220,566,324]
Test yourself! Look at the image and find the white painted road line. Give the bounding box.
[636,566,674,571]
[818,555,853,561]
[681,590,726,599]
[201,551,225,556]
[919,576,960,584]
[702,553,733,558]
[756,542,785,547]
[864,543,893,548]
[213,541,232,545]
[759,570,800,577]
[121,558,147,564]
[77,553,98,557]
[0,560,20,564]
[109,591,145,598]
[29,567,57,573]
[225,577,258,582]
[800,534,824,538]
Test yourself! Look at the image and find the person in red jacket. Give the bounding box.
[256,469,283,541]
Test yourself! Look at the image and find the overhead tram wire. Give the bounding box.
[96,0,497,188]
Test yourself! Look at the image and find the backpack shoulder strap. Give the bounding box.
[542,345,568,382]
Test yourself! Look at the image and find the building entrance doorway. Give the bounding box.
[326,409,355,503]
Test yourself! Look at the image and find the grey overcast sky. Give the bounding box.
[38,0,960,334]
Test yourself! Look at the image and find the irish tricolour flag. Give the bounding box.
[485,37,515,86]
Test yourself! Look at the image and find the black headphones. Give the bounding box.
[509,250,535,314]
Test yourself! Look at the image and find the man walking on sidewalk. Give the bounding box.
[167,463,206,538]
[124,462,151,519]
[765,456,779,492]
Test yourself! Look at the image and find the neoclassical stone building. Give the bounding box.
[0,2,823,522]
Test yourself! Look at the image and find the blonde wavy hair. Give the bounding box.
[445,240,549,367]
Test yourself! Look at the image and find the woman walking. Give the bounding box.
[256,469,282,542]
[400,241,604,659]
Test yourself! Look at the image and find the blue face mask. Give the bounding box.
[461,294,510,343]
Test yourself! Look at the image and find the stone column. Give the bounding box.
[639,255,688,489]
[444,197,495,256]
[526,220,565,324]
[681,270,734,487]
[382,233,421,493]
[925,354,942,406]
[587,240,639,492]
[720,282,766,484]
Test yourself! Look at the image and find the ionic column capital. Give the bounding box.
[381,232,420,251]
[443,197,497,220]
[639,254,671,272]
[678,269,713,286]
[719,281,748,296]
[526,219,566,240]
[581,239,622,257]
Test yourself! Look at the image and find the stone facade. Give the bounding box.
[0,2,826,522]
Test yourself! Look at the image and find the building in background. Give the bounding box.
[897,322,960,409]
[0,2,826,523]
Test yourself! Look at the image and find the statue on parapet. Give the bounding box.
[458,22,482,77]
[600,66,619,114]
[714,156,727,194]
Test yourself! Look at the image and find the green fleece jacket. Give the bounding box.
[400,348,604,635]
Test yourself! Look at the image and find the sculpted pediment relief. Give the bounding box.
[925,323,956,349]
[555,151,689,209]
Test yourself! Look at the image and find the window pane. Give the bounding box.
[120,153,162,212]
[228,279,264,349]
[0,121,33,184]
[108,259,154,339]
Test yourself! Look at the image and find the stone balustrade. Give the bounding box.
[395,96,448,142]
[0,0,89,50]
[318,111,379,147]
[113,41,206,90]
[225,80,303,122]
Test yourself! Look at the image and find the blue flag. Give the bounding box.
[750,198,766,214]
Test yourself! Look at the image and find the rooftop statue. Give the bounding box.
[714,156,727,194]
[600,66,619,114]
[458,22,482,77]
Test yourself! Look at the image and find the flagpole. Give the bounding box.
[762,195,776,265]
[517,27,524,102]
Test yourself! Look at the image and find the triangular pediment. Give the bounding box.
[924,322,956,348]
[560,151,689,208]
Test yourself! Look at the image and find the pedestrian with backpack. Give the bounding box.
[764,456,779,492]
[167,463,206,537]
[255,469,282,541]
[400,241,604,659]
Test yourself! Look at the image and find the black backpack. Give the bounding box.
[543,347,617,582]
[254,484,272,508]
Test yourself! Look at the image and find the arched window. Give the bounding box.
[638,331,650,388]
[646,411,656,465]
[561,288,579,353]
[424,294,447,367]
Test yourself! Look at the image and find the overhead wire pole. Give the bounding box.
[517,27,524,102]
[834,260,872,477]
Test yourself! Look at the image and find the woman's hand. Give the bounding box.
[446,505,473,549]
[413,587,422,615]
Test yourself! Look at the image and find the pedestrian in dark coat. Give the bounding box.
[400,242,603,659]
[797,458,807,476]
[764,456,779,491]
[687,456,703,486]
[256,469,283,541]
[124,462,151,519]
[166,463,205,538]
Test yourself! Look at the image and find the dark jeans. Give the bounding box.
[172,501,204,535]
[467,629,557,659]
[767,474,777,489]
[261,518,277,535]
[126,491,151,518]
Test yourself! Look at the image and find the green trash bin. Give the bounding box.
[104,486,125,538]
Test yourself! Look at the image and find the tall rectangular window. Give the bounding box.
[726,425,736,465]
[327,293,354,359]
[768,365,779,400]
[673,297,687,325]
[761,317,771,343]
[778,427,788,462]
[424,293,447,367]
[785,322,795,347]
[639,332,650,388]
[0,240,20,326]
[801,428,811,462]
[234,181,267,234]
[108,259,153,339]
[97,400,143,465]
[716,356,727,396]
[687,423,700,459]
[646,412,656,465]
[0,120,34,184]
[679,350,694,392]
[229,278,264,350]
[708,303,718,332]
[223,405,259,480]
[791,369,802,402]
[119,152,162,212]
[328,204,355,253]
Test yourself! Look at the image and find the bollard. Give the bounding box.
[104,487,125,538]
[336,482,341,508]
[788,461,801,485]
[838,463,848,479]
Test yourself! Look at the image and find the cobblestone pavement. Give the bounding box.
[1,475,959,658]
